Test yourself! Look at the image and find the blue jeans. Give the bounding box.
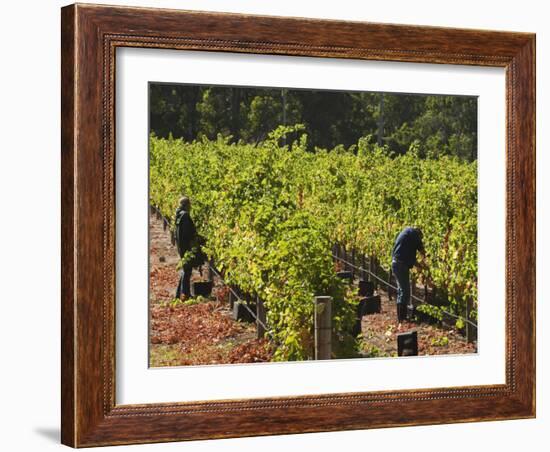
[392,261,410,307]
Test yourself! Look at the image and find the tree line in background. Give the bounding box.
[149,83,478,161]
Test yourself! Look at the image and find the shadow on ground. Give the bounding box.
[34,427,59,443]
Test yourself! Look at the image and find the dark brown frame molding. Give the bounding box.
[61,3,536,447]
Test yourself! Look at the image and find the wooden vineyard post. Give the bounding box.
[409,275,416,320]
[369,257,375,289]
[342,246,347,271]
[256,295,266,339]
[229,287,236,310]
[388,268,393,301]
[368,255,372,282]
[465,298,475,343]
[208,258,214,281]
[314,296,332,360]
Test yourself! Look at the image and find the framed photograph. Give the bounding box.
[61,3,535,447]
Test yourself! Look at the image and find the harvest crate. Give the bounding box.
[191,280,213,297]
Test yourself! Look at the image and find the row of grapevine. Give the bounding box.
[149,126,478,360]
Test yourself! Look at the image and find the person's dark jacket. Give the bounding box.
[175,208,197,258]
[391,227,424,269]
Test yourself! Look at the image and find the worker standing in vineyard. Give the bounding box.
[391,227,425,323]
[175,196,197,299]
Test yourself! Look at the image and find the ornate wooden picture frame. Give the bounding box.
[61,3,535,447]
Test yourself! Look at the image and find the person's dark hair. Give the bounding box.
[179,196,191,210]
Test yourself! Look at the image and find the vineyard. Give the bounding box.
[149,125,478,361]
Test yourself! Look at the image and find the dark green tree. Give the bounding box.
[149,83,478,161]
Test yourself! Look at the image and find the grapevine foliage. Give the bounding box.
[149,126,477,360]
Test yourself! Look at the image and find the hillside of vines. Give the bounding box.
[149,126,477,361]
